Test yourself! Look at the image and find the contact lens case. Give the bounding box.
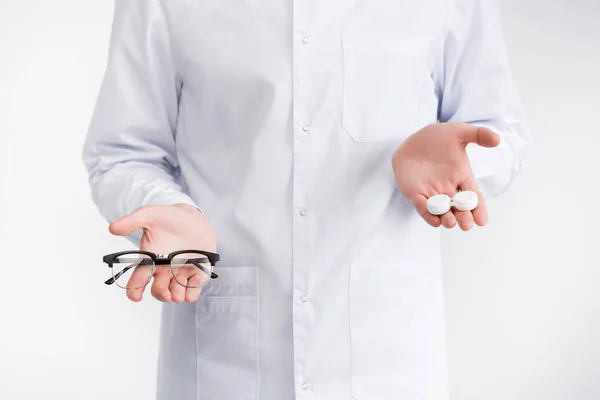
[426,191,479,215]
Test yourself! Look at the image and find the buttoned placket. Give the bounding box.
[292,1,314,398]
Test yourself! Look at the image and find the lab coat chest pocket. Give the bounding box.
[195,266,258,400]
[342,36,430,143]
[349,262,431,399]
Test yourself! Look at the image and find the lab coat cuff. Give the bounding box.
[465,122,506,197]
[144,191,204,215]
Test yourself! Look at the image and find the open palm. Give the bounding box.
[109,204,217,302]
[392,122,501,230]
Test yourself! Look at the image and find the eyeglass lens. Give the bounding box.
[170,253,213,288]
[111,253,155,289]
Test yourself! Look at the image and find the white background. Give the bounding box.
[0,0,598,399]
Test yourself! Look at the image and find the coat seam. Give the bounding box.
[195,300,199,400]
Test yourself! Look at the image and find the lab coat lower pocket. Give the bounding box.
[195,265,258,400]
[349,261,432,400]
[341,36,430,143]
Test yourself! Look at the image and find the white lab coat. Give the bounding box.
[83,0,530,399]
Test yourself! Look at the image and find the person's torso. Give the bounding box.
[157,1,450,399]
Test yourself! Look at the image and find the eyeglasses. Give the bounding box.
[102,250,220,289]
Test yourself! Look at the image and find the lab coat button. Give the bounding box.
[301,383,309,390]
[302,36,310,44]
[300,295,308,302]
[302,125,311,133]
[299,209,307,217]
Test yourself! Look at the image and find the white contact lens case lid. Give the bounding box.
[426,191,479,215]
[426,194,452,216]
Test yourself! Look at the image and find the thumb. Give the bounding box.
[461,125,501,148]
[109,206,154,237]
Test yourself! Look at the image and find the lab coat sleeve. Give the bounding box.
[434,0,532,197]
[82,0,200,243]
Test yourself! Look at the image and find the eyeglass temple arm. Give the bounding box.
[188,258,219,279]
[104,258,153,285]
[105,264,136,285]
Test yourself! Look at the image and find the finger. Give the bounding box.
[185,275,203,303]
[125,266,152,302]
[454,210,475,231]
[169,275,187,303]
[150,266,172,302]
[459,176,489,227]
[461,126,501,148]
[412,195,442,228]
[440,212,457,229]
[109,206,155,236]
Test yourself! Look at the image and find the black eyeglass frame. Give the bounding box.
[102,250,220,286]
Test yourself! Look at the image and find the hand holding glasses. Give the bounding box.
[102,250,220,290]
